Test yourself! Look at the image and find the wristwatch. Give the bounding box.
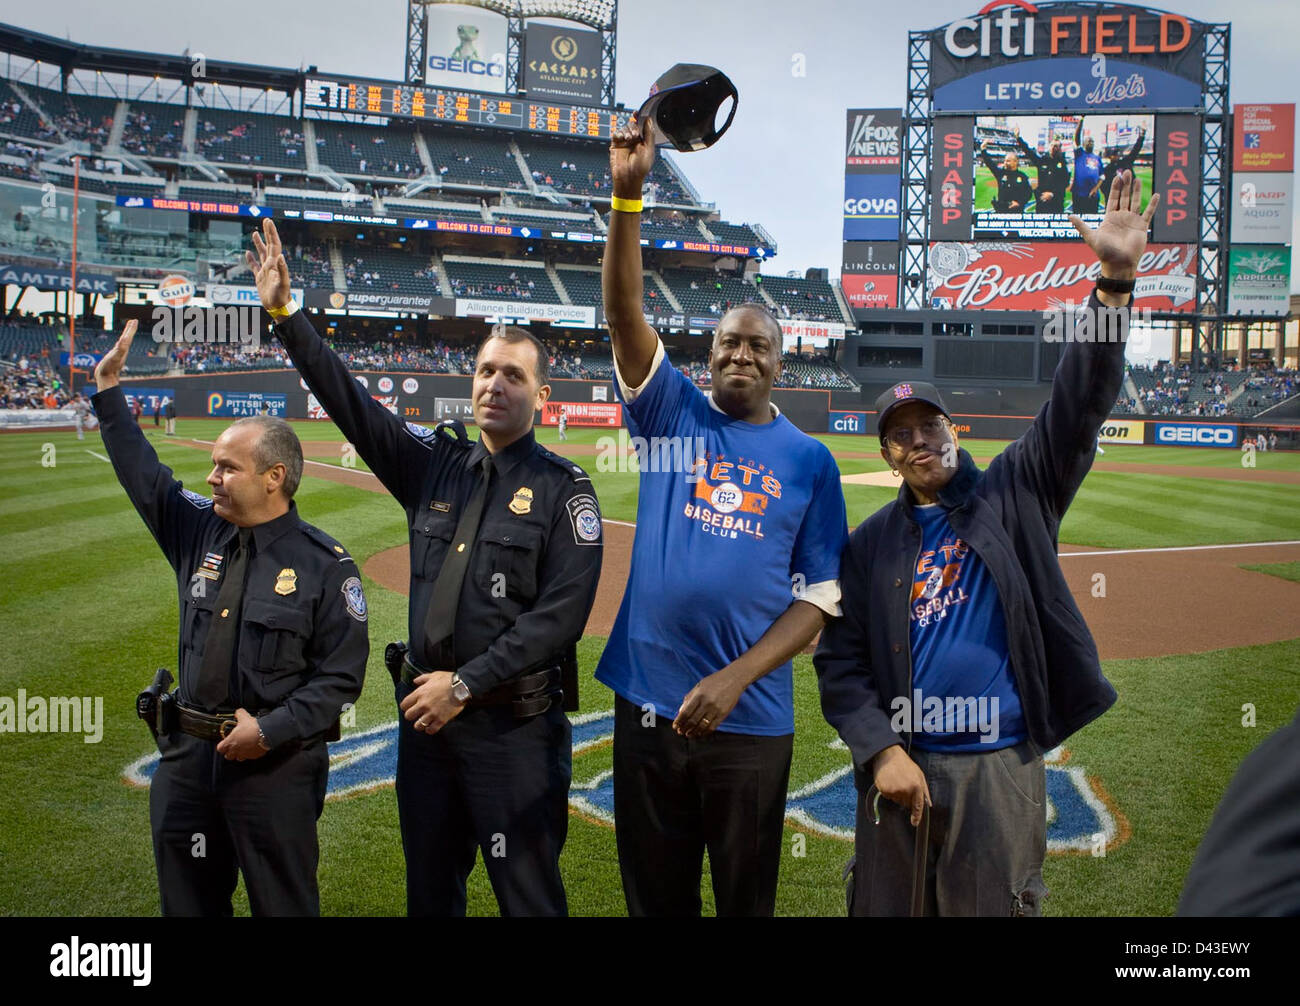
[256,723,270,751]
[451,674,472,705]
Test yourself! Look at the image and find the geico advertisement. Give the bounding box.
[1098,420,1144,444]
[1154,423,1239,447]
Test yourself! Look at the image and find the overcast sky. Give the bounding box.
[10,0,1300,288]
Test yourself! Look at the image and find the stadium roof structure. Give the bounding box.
[0,22,304,94]
[413,0,617,31]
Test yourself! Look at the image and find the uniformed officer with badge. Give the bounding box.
[246,219,603,917]
[91,320,368,917]
[979,140,1035,214]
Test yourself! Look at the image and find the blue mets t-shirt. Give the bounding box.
[907,503,1026,752]
[1073,150,1102,196]
[595,351,848,736]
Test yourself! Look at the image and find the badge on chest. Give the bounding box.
[274,568,298,596]
[508,486,533,515]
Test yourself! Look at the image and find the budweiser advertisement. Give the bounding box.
[542,401,623,427]
[927,241,1197,311]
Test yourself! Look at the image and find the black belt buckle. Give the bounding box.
[218,717,238,739]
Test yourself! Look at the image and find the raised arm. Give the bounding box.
[91,321,215,569]
[247,218,433,507]
[603,115,661,388]
[1009,171,1160,516]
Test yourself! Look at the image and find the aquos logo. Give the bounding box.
[830,411,868,434]
[1155,423,1238,447]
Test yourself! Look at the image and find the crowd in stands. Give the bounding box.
[35,103,111,147]
[447,272,539,300]
[1239,369,1298,411]
[1117,362,1299,417]
[121,108,184,158]
[1,356,67,408]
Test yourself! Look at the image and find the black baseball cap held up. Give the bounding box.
[637,63,738,152]
[874,381,951,437]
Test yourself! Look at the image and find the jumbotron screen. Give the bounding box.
[303,74,629,139]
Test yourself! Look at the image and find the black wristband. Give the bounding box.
[1096,276,1136,294]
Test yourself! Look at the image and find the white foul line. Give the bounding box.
[84,449,110,462]
[1059,540,1300,558]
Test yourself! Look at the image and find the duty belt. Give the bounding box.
[398,654,562,719]
[176,703,242,742]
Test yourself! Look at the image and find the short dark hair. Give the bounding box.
[717,302,782,353]
[231,416,304,498]
[476,325,549,385]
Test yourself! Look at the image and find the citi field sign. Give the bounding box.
[929,2,1209,111]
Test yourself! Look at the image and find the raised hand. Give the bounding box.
[1071,169,1159,280]
[93,319,138,390]
[245,218,293,312]
[609,114,656,198]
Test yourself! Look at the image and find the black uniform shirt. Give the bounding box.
[1016,138,1071,202]
[274,308,603,696]
[982,151,1034,213]
[92,385,369,748]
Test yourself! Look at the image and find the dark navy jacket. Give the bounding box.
[93,385,368,748]
[814,293,1123,787]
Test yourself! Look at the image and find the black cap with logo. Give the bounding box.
[637,64,738,152]
[873,381,951,437]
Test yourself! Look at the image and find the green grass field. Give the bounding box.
[974,164,1155,214]
[0,421,1296,916]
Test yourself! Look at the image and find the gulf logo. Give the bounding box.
[157,274,194,308]
[122,711,1128,854]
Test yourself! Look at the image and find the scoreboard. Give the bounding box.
[303,75,629,139]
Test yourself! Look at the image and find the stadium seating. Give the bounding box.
[283,239,336,288]
[424,130,524,189]
[3,85,117,148]
[554,266,664,314]
[315,123,423,178]
[343,246,439,295]
[442,260,558,301]
[759,273,845,322]
[659,268,757,317]
[706,221,762,247]
[195,108,305,169]
[120,101,186,159]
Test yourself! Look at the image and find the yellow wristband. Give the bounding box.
[267,300,299,321]
[610,195,643,214]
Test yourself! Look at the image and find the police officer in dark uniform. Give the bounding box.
[91,320,368,917]
[246,219,602,917]
[1099,126,1147,205]
[1015,133,1070,214]
[979,141,1035,214]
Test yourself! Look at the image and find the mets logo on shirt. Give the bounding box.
[709,482,744,514]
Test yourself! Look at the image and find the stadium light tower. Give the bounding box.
[406,0,618,107]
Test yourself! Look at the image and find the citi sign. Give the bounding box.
[1155,423,1238,447]
[944,1,1194,59]
[830,412,868,434]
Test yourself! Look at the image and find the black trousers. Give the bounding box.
[611,694,794,917]
[1036,195,1064,214]
[394,679,571,917]
[149,731,327,917]
[1072,190,1100,213]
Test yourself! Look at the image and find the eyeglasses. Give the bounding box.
[883,415,949,449]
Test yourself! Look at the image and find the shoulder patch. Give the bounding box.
[404,421,437,446]
[301,523,354,562]
[179,488,213,509]
[341,576,367,622]
[566,493,602,546]
[539,446,592,483]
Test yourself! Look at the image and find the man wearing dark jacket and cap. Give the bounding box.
[814,171,1159,916]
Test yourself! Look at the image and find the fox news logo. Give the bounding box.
[846,113,900,166]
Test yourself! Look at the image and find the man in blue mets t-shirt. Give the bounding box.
[598,113,847,917]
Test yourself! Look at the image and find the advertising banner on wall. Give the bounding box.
[1152,113,1201,243]
[841,241,900,308]
[1232,104,1295,173]
[930,117,975,239]
[927,240,1198,311]
[845,109,903,173]
[206,391,287,418]
[424,4,507,94]
[1226,245,1291,316]
[524,24,602,104]
[540,401,622,427]
[1098,419,1145,444]
[454,298,596,326]
[1229,173,1295,245]
[928,4,1207,112]
[843,173,901,241]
